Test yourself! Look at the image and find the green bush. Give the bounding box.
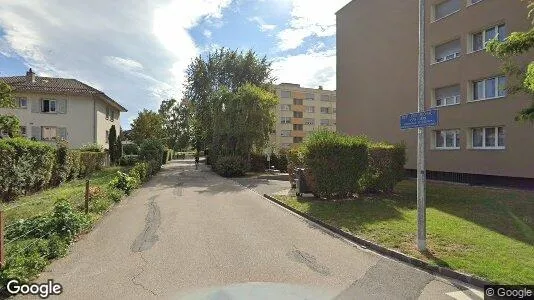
[106,187,125,203]
[79,143,103,152]
[360,143,406,193]
[287,146,305,186]
[119,155,139,166]
[303,130,369,199]
[213,155,247,177]
[51,141,70,186]
[129,162,149,183]
[109,171,137,195]
[174,153,186,159]
[271,149,289,172]
[249,153,267,172]
[0,138,55,200]
[139,139,164,168]
[79,151,106,177]
[67,150,81,180]
[123,143,140,155]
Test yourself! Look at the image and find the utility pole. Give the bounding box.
[417,0,427,252]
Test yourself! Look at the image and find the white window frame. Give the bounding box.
[281,117,291,124]
[304,118,315,125]
[433,39,461,64]
[306,106,315,113]
[281,104,291,111]
[16,97,28,109]
[470,126,505,150]
[280,130,291,137]
[42,99,57,113]
[305,93,315,101]
[320,107,330,114]
[433,129,460,150]
[470,24,506,53]
[320,119,330,126]
[433,0,461,22]
[293,111,303,118]
[471,76,506,102]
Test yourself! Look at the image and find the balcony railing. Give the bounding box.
[436,95,460,107]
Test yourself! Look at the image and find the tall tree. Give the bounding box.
[487,0,534,121]
[108,125,117,164]
[130,109,166,145]
[115,134,123,163]
[0,82,20,137]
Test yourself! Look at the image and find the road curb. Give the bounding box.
[262,194,492,289]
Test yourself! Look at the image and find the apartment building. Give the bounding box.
[272,83,336,149]
[337,0,534,180]
[0,69,127,149]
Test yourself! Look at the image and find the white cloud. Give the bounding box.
[203,29,213,38]
[0,0,232,129]
[277,0,350,51]
[272,48,336,90]
[248,16,277,32]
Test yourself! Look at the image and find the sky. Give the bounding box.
[0,0,351,129]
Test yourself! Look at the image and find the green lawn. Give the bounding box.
[1,167,125,225]
[274,180,534,284]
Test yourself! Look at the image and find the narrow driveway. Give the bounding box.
[28,160,482,299]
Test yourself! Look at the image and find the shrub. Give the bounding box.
[129,162,149,184]
[140,139,164,167]
[51,141,70,186]
[271,149,289,172]
[79,151,106,177]
[123,143,140,155]
[119,155,139,166]
[67,150,81,180]
[79,143,103,152]
[50,198,92,241]
[106,187,125,203]
[109,171,137,195]
[174,153,186,159]
[146,160,161,175]
[303,130,369,199]
[287,146,305,186]
[249,153,267,172]
[213,155,247,177]
[360,143,407,193]
[0,138,55,200]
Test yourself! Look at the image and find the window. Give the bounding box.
[320,119,330,126]
[434,129,460,149]
[293,137,303,143]
[434,0,460,21]
[471,127,505,149]
[105,130,109,142]
[42,99,57,113]
[41,126,57,140]
[20,126,27,136]
[293,124,303,131]
[434,39,460,63]
[293,99,303,105]
[306,106,315,113]
[281,91,291,98]
[281,117,291,124]
[472,76,506,101]
[15,97,27,108]
[434,85,460,107]
[281,104,291,111]
[321,94,330,101]
[110,109,115,122]
[305,93,314,100]
[333,108,336,114]
[320,107,330,114]
[472,24,506,52]
[304,118,315,125]
[293,111,303,118]
[106,107,110,119]
[281,130,291,137]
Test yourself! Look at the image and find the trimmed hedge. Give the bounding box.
[119,155,139,166]
[67,150,81,180]
[213,155,247,177]
[0,138,55,200]
[360,143,406,193]
[79,152,106,177]
[51,141,71,186]
[140,139,164,168]
[123,143,140,155]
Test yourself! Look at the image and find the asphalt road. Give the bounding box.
[24,160,483,299]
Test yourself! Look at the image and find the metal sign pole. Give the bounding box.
[417,0,427,252]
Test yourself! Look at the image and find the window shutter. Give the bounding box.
[31,99,40,113]
[58,99,67,114]
[31,126,41,140]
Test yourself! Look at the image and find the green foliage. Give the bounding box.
[123,143,140,155]
[303,130,369,199]
[106,187,125,203]
[0,82,15,108]
[0,115,21,137]
[130,109,166,145]
[79,151,106,177]
[108,125,118,164]
[115,134,123,163]
[129,162,149,183]
[359,143,407,193]
[119,155,139,166]
[271,150,289,172]
[67,150,81,180]
[51,140,70,186]
[139,138,164,171]
[250,153,267,172]
[80,143,104,152]
[49,198,91,240]
[213,155,248,177]
[109,171,137,195]
[0,138,55,200]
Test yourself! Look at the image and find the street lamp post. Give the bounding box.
[417,0,427,252]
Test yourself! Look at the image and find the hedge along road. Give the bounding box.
[21,160,482,300]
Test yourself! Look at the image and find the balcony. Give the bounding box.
[292,118,304,125]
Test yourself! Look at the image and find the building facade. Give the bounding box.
[337,0,534,180]
[0,69,127,149]
[272,83,336,149]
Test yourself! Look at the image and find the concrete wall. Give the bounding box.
[94,97,121,149]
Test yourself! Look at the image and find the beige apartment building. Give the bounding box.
[0,69,127,149]
[272,83,336,149]
[337,0,534,180]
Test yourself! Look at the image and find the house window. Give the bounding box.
[472,76,506,101]
[434,129,460,149]
[293,137,303,143]
[320,119,330,126]
[42,99,57,113]
[293,124,303,131]
[281,104,291,111]
[281,117,291,124]
[471,127,505,149]
[304,118,315,125]
[293,99,303,105]
[293,111,303,118]
[281,91,291,98]
[434,85,460,107]
[320,107,330,114]
[110,109,115,122]
[41,126,57,140]
[281,130,291,137]
[472,24,506,52]
[105,130,109,143]
[434,0,460,21]
[305,93,314,100]
[434,39,461,63]
[306,106,315,113]
[321,94,330,101]
[15,97,28,108]
[20,126,27,136]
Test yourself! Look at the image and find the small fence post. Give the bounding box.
[85,180,89,214]
[0,210,4,268]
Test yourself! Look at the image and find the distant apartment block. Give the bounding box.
[337,0,534,180]
[272,83,336,149]
[0,69,127,148]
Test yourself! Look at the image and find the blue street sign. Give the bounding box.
[400,109,439,130]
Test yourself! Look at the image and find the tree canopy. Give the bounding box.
[130,109,166,145]
[0,82,20,137]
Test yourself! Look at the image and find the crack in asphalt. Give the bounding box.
[287,247,330,276]
[131,252,158,296]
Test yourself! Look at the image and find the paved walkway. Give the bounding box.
[24,160,482,299]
